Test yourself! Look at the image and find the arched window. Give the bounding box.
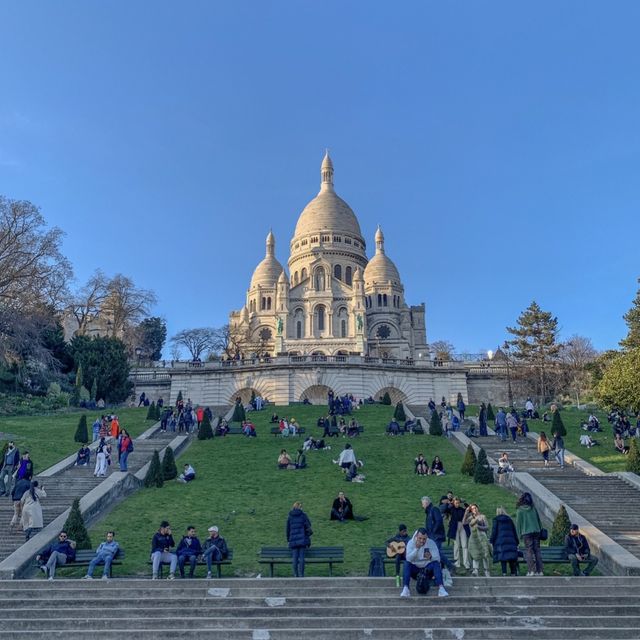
[261,297,266,310]
[296,321,302,339]
[267,297,272,310]
[294,271,299,285]
[334,264,342,281]
[345,266,352,286]
[315,267,325,291]
[294,308,304,338]
[317,305,325,331]
[377,294,382,307]
[301,268,307,282]
[383,294,388,307]
[341,319,346,338]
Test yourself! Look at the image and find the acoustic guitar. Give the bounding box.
[386,541,406,558]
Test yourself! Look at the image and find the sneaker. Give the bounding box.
[48,576,54,581]
[152,574,158,580]
[581,571,588,577]
[484,571,491,578]
[437,586,449,597]
[400,586,410,598]
[395,575,401,587]
[526,572,534,576]
[167,573,175,580]
[102,574,109,580]
[40,566,48,576]
[83,575,93,580]
[471,569,479,577]
[206,571,212,579]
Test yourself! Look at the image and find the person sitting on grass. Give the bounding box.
[75,444,91,467]
[176,526,203,579]
[388,419,400,436]
[330,491,354,521]
[580,434,598,447]
[216,419,229,436]
[415,453,429,476]
[431,456,446,476]
[346,460,365,483]
[347,418,360,437]
[242,421,257,437]
[203,525,229,578]
[278,449,294,469]
[83,531,120,580]
[614,433,629,454]
[270,413,279,423]
[178,463,196,483]
[295,448,307,469]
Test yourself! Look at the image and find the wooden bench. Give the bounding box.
[325,425,364,437]
[258,546,344,577]
[270,426,306,436]
[53,548,126,577]
[215,426,246,436]
[149,549,234,578]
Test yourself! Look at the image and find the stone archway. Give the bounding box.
[299,384,333,405]
[374,386,408,404]
[229,387,262,405]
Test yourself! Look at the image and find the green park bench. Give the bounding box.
[258,546,344,577]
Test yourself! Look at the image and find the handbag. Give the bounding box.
[540,528,548,541]
[415,567,432,594]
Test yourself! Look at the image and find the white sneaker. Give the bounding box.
[101,575,109,580]
[526,572,534,576]
[438,586,449,597]
[400,586,410,597]
[471,569,479,577]
[83,575,93,580]
[152,574,158,580]
[48,576,54,581]
[206,571,212,579]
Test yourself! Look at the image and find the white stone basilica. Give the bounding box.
[229,152,428,359]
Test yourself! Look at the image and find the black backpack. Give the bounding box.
[368,552,385,577]
[416,567,432,594]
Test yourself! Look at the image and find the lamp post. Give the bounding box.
[134,347,142,405]
[503,342,514,408]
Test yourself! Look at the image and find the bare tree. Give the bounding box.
[429,340,455,361]
[559,334,598,406]
[66,270,110,336]
[101,274,157,337]
[0,197,70,311]
[170,328,218,361]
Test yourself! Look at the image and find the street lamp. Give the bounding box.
[134,347,142,405]
[502,342,514,408]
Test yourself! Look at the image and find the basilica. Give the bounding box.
[229,152,428,360]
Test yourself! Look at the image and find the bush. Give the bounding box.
[154,403,162,420]
[146,401,157,421]
[551,410,567,437]
[90,378,97,402]
[381,392,392,406]
[198,413,214,440]
[460,444,477,476]
[78,385,90,404]
[550,504,571,545]
[393,402,406,422]
[486,403,495,421]
[144,450,164,488]
[74,415,88,443]
[161,447,178,480]
[63,497,92,550]
[429,410,443,436]
[627,439,640,474]
[231,401,246,423]
[47,382,62,397]
[473,448,494,484]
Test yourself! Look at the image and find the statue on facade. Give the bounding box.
[356,314,363,331]
[276,316,283,335]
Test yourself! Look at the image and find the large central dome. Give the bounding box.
[292,152,363,240]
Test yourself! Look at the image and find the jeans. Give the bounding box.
[0,467,13,495]
[178,553,198,578]
[497,425,507,442]
[569,553,598,576]
[204,546,222,573]
[510,427,518,442]
[555,448,565,468]
[46,551,68,578]
[119,450,129,471]
[291,546,306,577]
[402,560,443,589]
[500,559,519,575]
[87,551,115,577]
[523,533,543,574]
[151,551,177,577]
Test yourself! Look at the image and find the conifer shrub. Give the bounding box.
[393,402,406,422]
[627,439,640,474]
[161,447,178,480]
[146,401,157,421]
[90,378,98,402]
[63,497,92,550]
[461,444,477,476]
[549,504,571,545]
[429,410,443,436]
[74,414,88,443]
[198,413,214,440]
[486,403,495,421]
[381,392,392,405]
[551,409,567,436]
[231,400,246,423]
[473,448,494,484]
[176,390,183,403]
[144,450,164,488]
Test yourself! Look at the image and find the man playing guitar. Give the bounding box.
[386,524,410,586]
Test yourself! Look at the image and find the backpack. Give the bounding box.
[126,440,134,453]
[415,567,432,594]
[368,552,385,577]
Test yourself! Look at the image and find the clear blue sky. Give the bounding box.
[1,1,639,356]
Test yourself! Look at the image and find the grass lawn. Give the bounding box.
[91,404,526,577]
[0,407,153,473]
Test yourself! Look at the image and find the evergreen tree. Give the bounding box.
[429,410,443,436]
[75,362,84,390]
[250,389,256,405]
[549,504,571,546]
[473,448,494,484]
[198,412,214,440]
[381,391,392,405]
[144,450,164,488]
[506,301,561,402]
[74,414,88,443]
[63,497,92,550]
[154,402,162,420]
[621,278,640,350]
[146,401,157,420]
[627,438,640,474]
[161,447,178,480]
[90,378,97,402]
[177,390,183,404]
[231,400,246,423]
[551,409,566,437]
[461,444,477,476]
[597,349,640,414]
[393,402,406,422]
[486,403,495,421]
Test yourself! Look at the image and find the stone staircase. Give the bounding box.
[0,430,175,563]
[1,576,639,638]
[478,433,640,560]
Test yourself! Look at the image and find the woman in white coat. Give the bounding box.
[20,480,46,540]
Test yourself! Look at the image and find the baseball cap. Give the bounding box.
[208,526,219,533]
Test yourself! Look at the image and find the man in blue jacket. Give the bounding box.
[83,531,120,579]
[176,526,203,578]
[151,520,177,580]
[36,531,76,580]
[565,524,598,576]
[422,496,453,571]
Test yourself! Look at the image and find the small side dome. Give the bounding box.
[250,230,284,289]
[364,225,402,287]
